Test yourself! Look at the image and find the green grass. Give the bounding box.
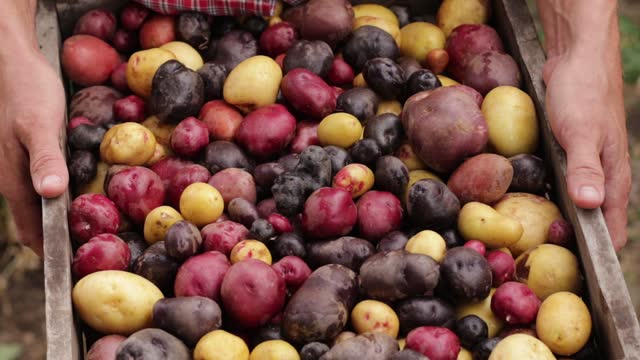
[621,15,640,83]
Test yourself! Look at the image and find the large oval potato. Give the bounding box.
[436,0,490,37]
[482,86,539,157]
[152,296,222,347]
[223,56,282,113]
[536,292,592,356]
[72,270,164,335]
[126,48,177,98]
[458,202,523,249]
[62,34,121,86]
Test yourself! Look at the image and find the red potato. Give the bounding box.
[282,0,354,47]
[491,282,541,325]
[275,53,286,69]
[463,51,522,96]
[86,335,127,360]
[68,116,93,131]
[406,326,460,360]
[328,57,355,86]
[356,191,403,242]
[170,117,210,157]
[72,234,130,279]
[268,213,293,234]
[257,198,278,218]
[150,157,192,190]
[302,187,357,239]
[235,104,297,160]
[62,35,121,86]
[112,29,138,53]
[199,100,244,141]
[70,86,123,127]
[464,240,486,256]
[208,168,257,205]
[139,15,177,49]
[289,121,319,154]
[106,166,166,223]
[174,251,230,301]
[69,193,121,243]
[167,164,211,207]
[221,259,287,328]
[110,62,130,93]
[449,85,483,107]
[281,68,337,119]
[120,2,150,31]
[486,250,515,287]
[446,24,504,81]
[73,9,117,41]
[113,95,146,123]
[259,21,299,57]
[201,221,250,256]
[273,255,312,291]
[447,154,513,205]
[548,219,574,247]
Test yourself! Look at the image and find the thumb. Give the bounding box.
[26,130,69,198]
[564,139,605,209]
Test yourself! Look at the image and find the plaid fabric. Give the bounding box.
[134,0,306,16]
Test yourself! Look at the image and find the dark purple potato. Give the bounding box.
[272,233,306,260]
[438,247,492,304]
[68,124,106,151]
[407,179,460,231]
[377,231,409,252]
[212,30,258,74]
[364,113,404,154]
[69,150,97,187]
[397,56,423,79]
[203,140,254,174]
[249,218,276,242]
[343,26,399,72]
[295,145,333,190]
[374,155,409,199]
[363,57,406,100]
[395,297,456,335]
[177,12,211,51]
[300,342,330,360]
[405,69,441,98]
[440,228,465,248]
[472,337,501,360]
[271,172,309,217]
[120,2,150,31]
[254,162,286,190]
[166,164,211,207]
[115,328,190,360]
[336,87,380,122]
[278,153,300,172]
[149,60,205,123]
[307,236,375,271]
[133,241,180,295]
[119,232,147,269]
[153,296,222,347]
[389,6,411,27]
[302,187,357,239]
[324,146,352,177]
[228,197,261,228]
[240,16,267,36]
[112,29,138,53]
[197,62,227,100]
[250,324,283,348]
[390,349,429,360]
[73,8,117,41]
[69,85,123,127]
[259,21,298,57]
[508,154,547,194]
[211,16,237,37]
[455,315,488,349]
[283,40,334,77]
[349,139,382,168]
[463,51,521,96]
[257,198,278,219]
[165,220,202,261]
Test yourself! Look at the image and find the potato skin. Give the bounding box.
[437,0,491,37]
[488,334,555,360]
[153,296,222,347]
[62,34,120,86]
[407,179,460,231]
[447,154,513,205]
[535,292,591,356]
[70,86,123,127]
[395,297,456,335]
[463,51,521,96]
[438,247,492,304]
[283,264,358,344]
[359,250,439,303]
[115,328,190,360]
[307,236,375,271]
[320,332,399,360]
[282,0,354,47]
[194,330,250,360]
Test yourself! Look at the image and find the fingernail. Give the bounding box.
[40,175,63,191]
[579,186,602,203]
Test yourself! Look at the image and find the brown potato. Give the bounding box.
[282,0,354,47]
[447,154,513,205]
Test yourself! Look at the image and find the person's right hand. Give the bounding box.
[0,48,69,257]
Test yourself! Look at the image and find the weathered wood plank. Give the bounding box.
[494,1,640,359]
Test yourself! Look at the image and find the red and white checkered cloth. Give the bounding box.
[134,0,305,16]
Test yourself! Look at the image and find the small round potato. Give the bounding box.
[333,163,375,198]
[376,100,402,116]
[351,300,400,338]
[143,206,184,244]
[399,22,446,66]
[160,41,204,71]
[318,113,363,149]
[437,75,460,86]
[141,115,176,146]
[126,48,177,97]
[405,230,447,263]
[536,292,592,356]
[488,334,555,360]
[250,340,300,360]
[457,288,505,338]
[230,240,272,265]
[353,73,367,88]
[395,143,426,171]
[194,330,250,360]
[179,183,224,227]
[404,169,442,203]
[72,270,164,335]
[100,122,157,166]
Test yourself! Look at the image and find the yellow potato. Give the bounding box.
[250,340,299,360]
[395,143,426,171]
[195,330,250,360]
[494,193,563,256]
[100,122,157,166]
[354,16,401,47]
[141,115,176,146]
[437,75,460,86]
[489,334,556,360]
[496,247,512,257]
[376,100,402,116]
[399,22,446,65]
[72,270,164,335]
[223,55,282,113]
[333,163,375,198]
[351,300,400,338]
[77,161,108,195]
[127,48,176,98]
[160,41,204,71]
[457,288,505,338]
[230,240,273,265]
[398,338,406,350]
[143,206,183,244]
[458,202,524,248]
[179,183,224,227]
[353,4,399,27]
[404,169,442,203]
[458,348,473,360]
[515,244,583,300]
[268,16,283,26]
[353,73,367,87]
[482,86,539,157]
[318,113,363,148]
[405,230,447,263]
[536,292,592,356]
[436,0,490,37]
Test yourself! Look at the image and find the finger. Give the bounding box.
[22,127,69,198]
[602,145,631,251]
[563,139,606,209]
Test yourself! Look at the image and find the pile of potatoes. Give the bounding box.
[62,1,597,359]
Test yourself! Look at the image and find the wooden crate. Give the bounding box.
[36,0,640,358]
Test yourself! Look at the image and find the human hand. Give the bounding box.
[0,49,69,257]
[543,52,631,251]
